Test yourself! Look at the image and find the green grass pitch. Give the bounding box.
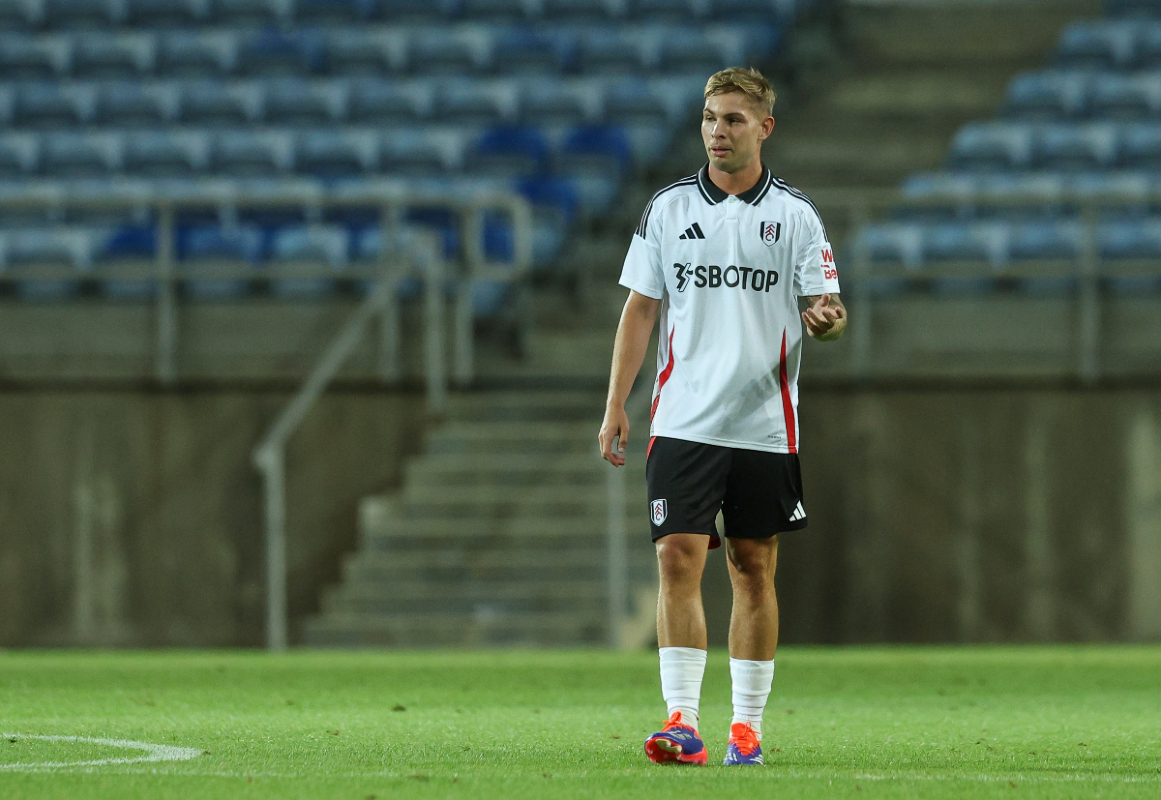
[1,646,1159,799]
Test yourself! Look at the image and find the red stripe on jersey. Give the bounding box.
[651,328,676,421]
[779,329,797,454]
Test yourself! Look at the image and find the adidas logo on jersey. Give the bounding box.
[678,223,706,240]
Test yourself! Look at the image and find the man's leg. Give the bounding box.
[723,536,778,764]
[644,532,711,765]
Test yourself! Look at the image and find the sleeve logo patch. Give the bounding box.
[650,499,668,526]
[760,221,782,246]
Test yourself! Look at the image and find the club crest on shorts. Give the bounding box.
[760,221,781,246]
[650,499,667,526]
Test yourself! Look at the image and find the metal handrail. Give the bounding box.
[252,232,445,652]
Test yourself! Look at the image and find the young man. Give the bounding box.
[597,67,847,767]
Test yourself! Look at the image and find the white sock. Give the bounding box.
[659,647,707,731]
[730,658,775,739]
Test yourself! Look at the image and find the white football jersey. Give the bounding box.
[619,165,841,454]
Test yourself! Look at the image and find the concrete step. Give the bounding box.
[405,453,645,487]
[342,550,657,584]
[425,420,606,455]
[302,611,608,647]
[321,578,609,615]
[443,391,606,423]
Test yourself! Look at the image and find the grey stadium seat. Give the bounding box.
[40,131,122,177]
[157,32,239,79]
[179,81,261,126]
[122,130,211,177]
[211,130,294,176]
[95,83,179,126]
[71,34,155,79]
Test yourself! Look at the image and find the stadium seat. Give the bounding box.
[211,0,287,26]
[95,83,178,126]
[347,80,432,125]
[268,224,349,296]
[324,30,402,77]
[122,130,211,177]
[492,28,572,74]
[1037,123,1119,171]
[1071,171,1151,215]
[555,125,630,214]
[1119,122,1161,168]
[296,130,378,177]
[126,0,209,26]
[462,0,532,19]
[851,223,925,271]
[0,134,40,178]
[923,222,1009,268]
[948,123,1035,171]
[1055,21,1138,70]
[898,172,977,220]
[974,173,1065,219]
[1097,219,1161,259]
[655,27,733,75]
[43,0,123,28]
[0,0,43,28]
[1003,71,1089,120]
[710,0,796,21]
[379,0,459,20]
[1089,73,1161,120]
[542,0,619,21]
[40,132,121,176]
[14,84,95,128]
[576,28,648,74]
[0,37,69,80]
[513,176,576,266]
[604,80,671,127]
[1137,23,1161,69]
[408,29,489,75]
[156,32,238,79]
[179,82,261,126]
[519,78,599,126]
[379,127,468,174]
[177,223,264,298]
[467,126,548,177]
[295,0,377,25]
[434,82,515,126]
[237,30,323,78]
[72,34,155,79]
[1008,219,1085,260]
[212,130,294,176]
[1106,0,1161,16]
[263,80,341,126]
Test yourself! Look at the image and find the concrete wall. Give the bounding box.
[0,388,427,647]
[1,386,1158,648]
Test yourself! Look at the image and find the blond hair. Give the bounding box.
[704,67,776,117]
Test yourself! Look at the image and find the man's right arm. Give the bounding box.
[598,290,661,467]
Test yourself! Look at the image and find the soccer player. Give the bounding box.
[598,67,846,767]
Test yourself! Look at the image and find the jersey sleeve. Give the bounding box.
[618,198,666,300]
[793,208,841,297]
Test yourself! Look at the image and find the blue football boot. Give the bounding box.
[644,711,707,765]
[722,722,764,766]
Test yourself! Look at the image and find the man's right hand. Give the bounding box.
[598,406,630,467]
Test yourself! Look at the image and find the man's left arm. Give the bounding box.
[801,293,847,342]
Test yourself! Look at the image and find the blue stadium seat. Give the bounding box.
[542,0,618,21]
[95,83,177,126]
[1003,71,1089,120]
[1008,220,1084,260]
[97,222,159,299]
[0,37,69,80]
[379,127,466,174]
[72,34,154,79]
[1098,219,1161,259]
[1055,21,1138,70]
[126,0,209,26]
[629,0,700,21]
[923,222,1009,268]
[295,0,378,25]
[434,81,514,126]
[40,132,120,176]
[492,28,573,74]
[467,126,548,177]
[324,30,401,77]
[948,123,1035,171]
[1120,122,1161,168]
[180,82,260,126]
[975,173,1065,219]
[43,0,122,28]
[1071,171,1151,215]
[1138,22,1161,69]
[1107,0,1161,17]
[408,29,489,75]
[157,32,238,79]
[519,78,599,126]
[1037,123,1118,171]
[556,125,630,214]
[212,131,294,176]
[268,224,349,296]
[348,80,432,124]
[211,0,286,26]
[263,79,340,126]
[0,0,43,27]
[898,172,977,220]
[1089,73,1161,120]
[237,30,323,78]
[14,84,95,128]
[604,80,670,127]
[709,0,795,21]
[462,0,531,19]
[379,0,459,19]
[655,27,733,75]
[0,134,40,178]
[123,131,211,177]
[3,228,98,300]
[512,175,576,265]
[576,28,647,74]
[177,223,264,298]
[296,130,378,177]
[851,223,924,271]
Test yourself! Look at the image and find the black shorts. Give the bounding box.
[646,436,807,549]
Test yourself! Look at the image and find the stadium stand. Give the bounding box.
[854,5,1161,293]
[0,0,798,320]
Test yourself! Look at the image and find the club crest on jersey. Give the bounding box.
[760,221,782,246]
[650,499,668,526]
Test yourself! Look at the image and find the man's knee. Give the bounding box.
[656,534,708,584]
[726,537,778,585]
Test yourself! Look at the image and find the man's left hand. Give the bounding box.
[802,293,847,341]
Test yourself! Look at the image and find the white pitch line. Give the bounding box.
[0,734,202,771]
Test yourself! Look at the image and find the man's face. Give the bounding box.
[701,91,774,173]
